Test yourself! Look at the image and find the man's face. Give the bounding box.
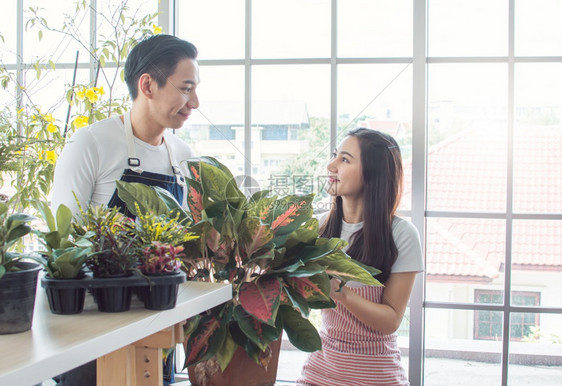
[151,58,200,130]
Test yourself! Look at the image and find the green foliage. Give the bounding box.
[0,1,160,209]
[131,202,197,248]
[0,202,36,278]
[32,201,92,279]
[75,204,138,277]
[115,157,382,373]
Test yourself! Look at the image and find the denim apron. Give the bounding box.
[107,111,185,216]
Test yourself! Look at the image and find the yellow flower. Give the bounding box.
[44,113,55,123]
[73,115,89,128]
[76,87,86,101]
[152,24,163,35]
[47,123,58,133]
[17,108,24,117]
[94,86,105,95]
[85,88,98,103]
[39,150,57,164]
[45,150,57,164]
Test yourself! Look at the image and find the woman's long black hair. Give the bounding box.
[320,128,403,284]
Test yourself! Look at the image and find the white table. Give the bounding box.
[0,281,231,386]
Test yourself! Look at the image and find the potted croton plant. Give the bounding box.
[74,204,139,312]
[130,204,196,310]
[116,157,381,386]
[0,201,42,334]
[32,201,93,314]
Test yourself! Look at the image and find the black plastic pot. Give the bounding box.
[137,271,186,310]
[0,262,42,334]
[42,277,87,315]
[92,286,133,312]
[90,273,135,313]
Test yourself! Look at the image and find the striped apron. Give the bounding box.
[298,285,409,386]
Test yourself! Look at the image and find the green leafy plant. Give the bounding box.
[131,202,197,249]
[0,202,36,279]
[0,2,160,209]
[32,201,92,279]
[116,157,382,376]
[75,204,138,277]
[129,203,197,274]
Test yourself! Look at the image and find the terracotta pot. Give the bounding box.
[188,338,282,386]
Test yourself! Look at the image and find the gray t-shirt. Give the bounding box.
[318,212,424,286]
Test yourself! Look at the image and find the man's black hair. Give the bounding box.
[124,34,198,100]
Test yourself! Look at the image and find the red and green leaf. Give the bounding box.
[183,314,226,366]
[185,178,203,223]
[285,274,331,303]
[233,306,282,352]
[238,217,274,259]
[268,195,313,234]
[238,276,281,326]
[319,250,382,286]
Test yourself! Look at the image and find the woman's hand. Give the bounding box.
[329,278,346,302]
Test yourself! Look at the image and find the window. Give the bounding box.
[475,290,540,341]
[262,125,288,140]
[209,125,235,140]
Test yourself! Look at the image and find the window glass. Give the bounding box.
[515,0,562,56]
[252,64,330,204]
[508,313,562,384]
[178,0,245,60]
[338,63,413,211]
[23,0,90,63]
[96,0,158,58]
[427,63,507,212]
[179,65,244,174]
[0,70,17,111]
[428,0,507,57]
[475,290,540,340]
[252,0,330,59]
[0,1,17,63]
[514,63,562,214]
[512,220,562,308]
[22,69,91,123]
[425,218,506,303]
[425,309,503,385]
[338,0,412,58]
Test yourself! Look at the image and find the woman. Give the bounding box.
[298,128,423,385]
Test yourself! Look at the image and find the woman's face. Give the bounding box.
[326,135,364,200]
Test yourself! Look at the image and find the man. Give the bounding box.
[51,34,199,386]
[52,33,199,216]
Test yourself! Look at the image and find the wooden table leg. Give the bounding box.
[96,322,185,386]
[97,345,136,386]
[134,346,163,386]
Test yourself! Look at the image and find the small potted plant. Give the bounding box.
[115,190,198,310]
[0,201,42,334]
[33,201,92,314]
[136,241,186,310]
[75,204,139,312]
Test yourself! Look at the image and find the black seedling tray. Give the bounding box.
[40,270,186,289]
